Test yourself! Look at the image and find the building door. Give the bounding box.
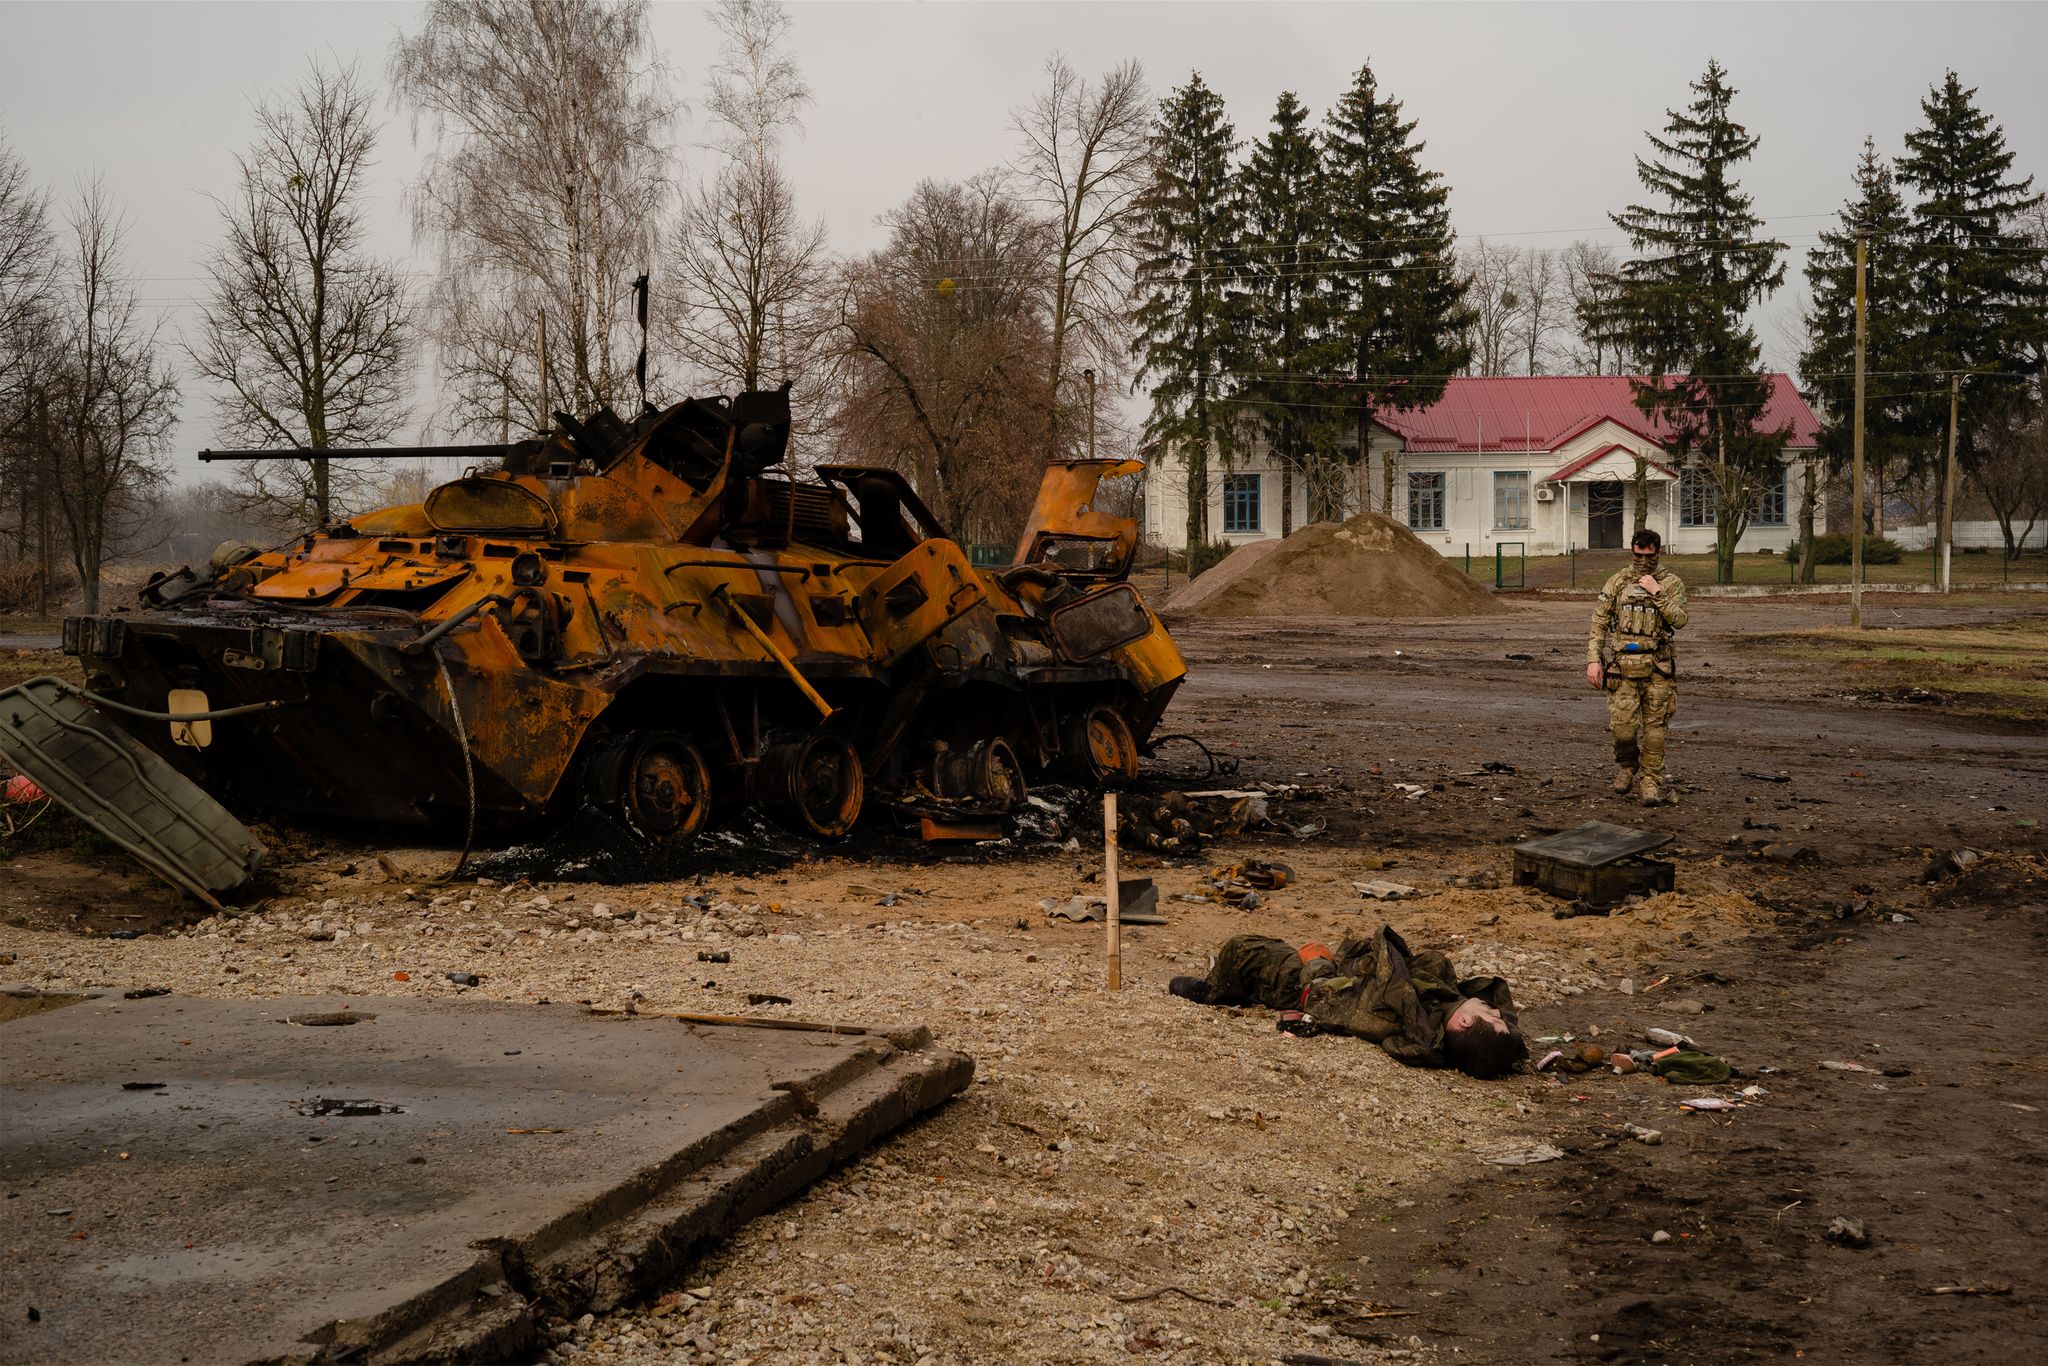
[1588,480,1624,549]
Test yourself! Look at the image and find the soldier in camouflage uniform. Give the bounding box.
[1585,528,1689,805]
[1167,926,1527,1077]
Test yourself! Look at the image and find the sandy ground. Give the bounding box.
[4,594,2046,1364]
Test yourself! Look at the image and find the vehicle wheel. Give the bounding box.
[759,730,864,837]
[612,732,713,845]
[1061,703,1139,785]
[934,736,1027,812]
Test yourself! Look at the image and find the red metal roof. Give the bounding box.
[1375,374,1820,452]
[1545,443,1679,482]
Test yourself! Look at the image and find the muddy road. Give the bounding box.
[1168,595,2048,1365]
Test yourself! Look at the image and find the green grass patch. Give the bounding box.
[1751,616,2048,725]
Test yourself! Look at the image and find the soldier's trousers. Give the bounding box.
[1607,674,1677,783]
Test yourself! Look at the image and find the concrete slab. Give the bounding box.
[0,991,972,1365]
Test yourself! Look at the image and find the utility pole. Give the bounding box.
[1850,231,1867,629]
[1083,367,1097,459]
[1939,373,1960,594]
[537,307,550,433]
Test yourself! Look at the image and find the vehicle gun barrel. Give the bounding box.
[198,442,520,463]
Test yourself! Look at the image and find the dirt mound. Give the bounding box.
[1165,513,1506,618]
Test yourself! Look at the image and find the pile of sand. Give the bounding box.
[1165,513,1507,618]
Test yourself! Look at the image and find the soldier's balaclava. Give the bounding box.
[1630,540,1660,577]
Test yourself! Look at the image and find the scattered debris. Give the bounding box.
[122,987,170,1000]
[1483,1143,1567,1166]
[445,971,481,987]
[1042,877,1166,925]
[1622,1123,1664,1145]
[746,993,793,1007]
[1645,1027,1698,1049]
[697,950,731,964]
[1930,1284,2011,1297]
[120,1081,166,1091]
[1679,1097,1739,1113]
[1920,848,1983,882]
[1741,771,1792,784]
[295,1098,404,1118]
[1825,1216,1872,1248]
[3,773,48,802]
[1352,879,1420,901]
[1650,1229,1673,1244]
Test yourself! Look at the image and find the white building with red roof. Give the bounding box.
[1144,374,1824,558]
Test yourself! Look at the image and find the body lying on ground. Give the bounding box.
[1169,924,1528,1078]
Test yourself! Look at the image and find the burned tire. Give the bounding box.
[934,737,1028,813]
[1060,703,1139,786]
[757,730,864,837]
[590,731,713,846]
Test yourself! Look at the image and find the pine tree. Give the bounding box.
[1237,91,1341,531]
[1799,138,1918,579]
[1610,59,1786,585]
[1322,63,1472,518]
[1132,73,1246,549]
[1896,70,2048,555]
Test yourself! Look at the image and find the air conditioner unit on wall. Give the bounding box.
[1534,485,1557,502]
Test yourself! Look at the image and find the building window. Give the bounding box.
[1407,472,1445,531]
[1749,463,1788,526]
[1222,473,1261,534]
[1493,471,1530,530]
[1679,467,1717,527]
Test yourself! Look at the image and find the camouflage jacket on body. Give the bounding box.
[1587,567,1689,677]
[1203,926,1521,1069]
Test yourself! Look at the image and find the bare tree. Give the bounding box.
[1560,239,1626,374]
[1010,54,1150,454]
[830,174,1055,544]
[391,0,675,435]
[664,0,829,402]
[43,182,179,613]
[0,134,59,603]
[1512,246,1564,375]
[1462,238,1519,377]
[0,134,55,412]
[189,62,413,529]
[1975,386,2048,556]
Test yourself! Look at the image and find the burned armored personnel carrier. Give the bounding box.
[56,388,1185,850]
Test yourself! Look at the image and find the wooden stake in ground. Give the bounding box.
[1104,792,1122,991]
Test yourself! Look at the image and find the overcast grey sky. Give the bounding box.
[3,0,2043,485]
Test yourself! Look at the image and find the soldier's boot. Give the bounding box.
[1612,768,1637,794]
[1638,779,1662,806]
[1168,976,1212,1004]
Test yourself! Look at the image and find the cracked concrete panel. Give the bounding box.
[0,993,970,1365]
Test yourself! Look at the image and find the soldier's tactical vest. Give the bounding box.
[1607,577,1674,681]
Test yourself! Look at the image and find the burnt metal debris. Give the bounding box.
[52,386,1186,861]
[0,675,268,909]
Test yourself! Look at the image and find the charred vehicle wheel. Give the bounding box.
[590,731,713,845]
[758,730,864,837]
[1061,703,1139,786]
[933,736,1027,813]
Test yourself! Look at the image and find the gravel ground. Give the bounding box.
[2,837,1766,1366]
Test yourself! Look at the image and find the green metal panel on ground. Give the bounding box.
[0,676,266,910]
